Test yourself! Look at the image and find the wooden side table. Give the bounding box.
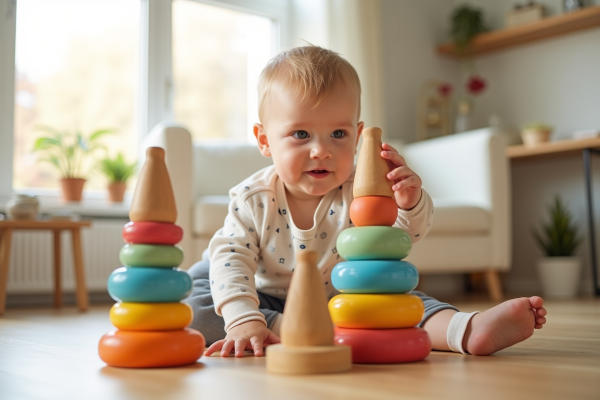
[0,219,93,315]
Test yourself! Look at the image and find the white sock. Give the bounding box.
[446,311,479,354]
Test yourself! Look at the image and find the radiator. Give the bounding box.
[6,219,128,293]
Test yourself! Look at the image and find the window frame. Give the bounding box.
[0,0,288,201]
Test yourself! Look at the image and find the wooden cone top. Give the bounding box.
[129,147,178,223]
[280,251,335,347]
[353,127,394,199]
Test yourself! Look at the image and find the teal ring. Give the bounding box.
[107,267,192,302]
[337,226,412,261]
[331,260,419,294]
[119,244,184,268]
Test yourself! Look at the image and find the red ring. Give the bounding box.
[334,327,431,363]
[122,221,183,245]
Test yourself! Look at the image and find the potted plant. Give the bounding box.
[521,122,552,146]
[533,196,583,298]
[33,126,113,202]
[98,153,137,202]
[450,4,487,53]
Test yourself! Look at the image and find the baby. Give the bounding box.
[185,45,547,358]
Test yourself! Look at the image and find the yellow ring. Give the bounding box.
[110,302,193,331]
[328,294,424,329]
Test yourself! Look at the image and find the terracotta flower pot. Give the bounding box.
[60,178,86,202]
[108,181,127,203]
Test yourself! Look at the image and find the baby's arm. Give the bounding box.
[206,194,278,357]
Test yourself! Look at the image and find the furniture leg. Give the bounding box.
[582,148,600,296]
[53,230,62,308]
[71,228,88,311]
[484,269,503,302]
[0,228,14,315]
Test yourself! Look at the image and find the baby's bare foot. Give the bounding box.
[463,296,547,356]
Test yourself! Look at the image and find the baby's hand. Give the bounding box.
[381,142,422,210]
[204,320,280,358]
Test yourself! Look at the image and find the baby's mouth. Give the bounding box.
[307,169,331,179]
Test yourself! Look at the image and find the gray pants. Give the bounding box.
[184,255,459,345]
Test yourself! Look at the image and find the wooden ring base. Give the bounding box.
[266,344,352,375]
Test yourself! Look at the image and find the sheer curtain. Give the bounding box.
[290,0,385,134]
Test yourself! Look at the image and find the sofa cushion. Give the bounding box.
[193,196,490,239]
[429,199,489,235]
[193,196,230,238]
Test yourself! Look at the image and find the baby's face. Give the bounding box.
[254,82,363,200]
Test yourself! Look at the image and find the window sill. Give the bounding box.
[0,191,131,219]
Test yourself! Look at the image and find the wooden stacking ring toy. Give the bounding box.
[108,267,192,303]
[334,327,431,364]
[349,196,398,227]
[331,260,419,294]
[328,294,424,329]
[337,226,412,261]
[98,328,205,368]
[266,345,352,375]
[122,221,183,245]
[110,302,193,331]
[119,244,184,268]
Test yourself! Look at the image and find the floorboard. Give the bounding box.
[0,298,599,400]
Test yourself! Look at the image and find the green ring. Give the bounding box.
[119,244,184,267]
[337,226,412,261]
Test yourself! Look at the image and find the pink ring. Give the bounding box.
[334,327,431,363]
[122,221,183,245]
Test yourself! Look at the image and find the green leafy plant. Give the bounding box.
[450,5,487,51]
[33,126,114,178]
[98,153,137,183]
[533,196,582,257]
[522,122,552,131]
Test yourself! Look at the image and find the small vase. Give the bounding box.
[108,182,127,203]
[454,99,472,133]
[536,257,581,298]
[6,194,39,219]
[60,178,86,202]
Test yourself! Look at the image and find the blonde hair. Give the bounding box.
[257,45,361,121]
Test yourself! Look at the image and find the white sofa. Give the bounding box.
[144,122,511,300]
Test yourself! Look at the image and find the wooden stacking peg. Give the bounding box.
[353,127,394,199]
[266,251,352,375]
[129,147,177,223]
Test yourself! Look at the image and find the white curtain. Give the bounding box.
[290,0,386,135]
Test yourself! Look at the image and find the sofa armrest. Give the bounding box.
[142,121,194,269]
[403,128,511,269]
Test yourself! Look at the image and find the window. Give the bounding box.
[172,0,275,142]
[13,0,140,191]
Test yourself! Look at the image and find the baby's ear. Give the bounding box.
[355,121,365,153]
[254,123,272,157]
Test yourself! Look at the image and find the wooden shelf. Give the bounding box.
[506,137,600,161]
[438,6,600,58]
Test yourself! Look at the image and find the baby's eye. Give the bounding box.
[292,130,310,139]
[331,130,346,138]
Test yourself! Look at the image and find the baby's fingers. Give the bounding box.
[234,339,246,358]
[205,339,226,356]
[249,336,264,357]
[382,142,398,153]
[381,149,407,168]
[221,340,235,357]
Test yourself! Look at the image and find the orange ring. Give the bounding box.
[98,328,205,368]
[350,196,398,227]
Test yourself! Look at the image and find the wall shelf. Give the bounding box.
[437,6,600,58]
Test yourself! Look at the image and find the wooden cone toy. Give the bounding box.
[266,251,351,375]
[129,147,177,223]
[353,127,394,199]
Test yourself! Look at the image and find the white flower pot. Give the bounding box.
[536,257,581,298]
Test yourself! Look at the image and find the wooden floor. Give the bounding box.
[1,298,599,400]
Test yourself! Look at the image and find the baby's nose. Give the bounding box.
[310,142,332,159]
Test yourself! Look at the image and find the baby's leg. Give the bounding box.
[184,251,285,345]
[420,294,548,355]
[412,291,459,351]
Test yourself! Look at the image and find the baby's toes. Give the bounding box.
[536,316,546,325]
[535,323,543,329]
[529,296,544,309]
[536,306,547,317]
